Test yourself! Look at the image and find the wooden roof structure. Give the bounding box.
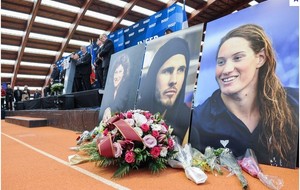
[1,0,267,90]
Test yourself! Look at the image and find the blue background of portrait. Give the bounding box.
[194,0,299,106]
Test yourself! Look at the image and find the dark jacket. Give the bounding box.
[98,39,114,68]
[51,67,60,82]
[5,88,13,100]
[136,38,191,144]
[94,46,103,70]
[190,88,299,168]
[75,52,92,76]
[33,92,41,99]
[14,89,23,102]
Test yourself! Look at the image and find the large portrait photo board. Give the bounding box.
[136,24,204,144]
[190,0,299,168]
[99,44,146,121]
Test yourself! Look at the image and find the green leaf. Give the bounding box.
[113,164,130,178]
[149,161,167,174]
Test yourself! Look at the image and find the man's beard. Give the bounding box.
[155,90,174,107]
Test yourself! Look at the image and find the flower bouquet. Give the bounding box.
[238,149,283,190]
[50,83,64,94]
[220,148,248,189]
[79,110,177,178]
[168,141,208,184]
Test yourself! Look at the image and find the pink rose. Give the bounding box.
[141,123,150,132]
[160,123,168,133]
[150,146,161,158]
[168,138,174,149]
[125,151,135,163]
[127,111,133,118]
[144,112,152,119]
[151,130,159,138]
[143,134,157,148]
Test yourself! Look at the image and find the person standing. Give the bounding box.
[33,89,41,99]
[74,46,92,91]
[98,33,115,89]
[50,63,60,84]
[14,86,23,103]
[22,85,30,101]
[5,85,13,111]
[94,38,104,89]
[1,87,6,109]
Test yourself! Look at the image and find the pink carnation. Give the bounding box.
[125,151,135,163]
[150,146,161,158]
[141,123,150,132]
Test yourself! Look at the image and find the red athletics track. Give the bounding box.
[1,120,299,190]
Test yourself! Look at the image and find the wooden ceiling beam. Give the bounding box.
[188,0,216,21]
[54,0,93,62]
[166,0,178,8]
[44,0,93,87]
[11,0,41,89]
[108,0,140,32]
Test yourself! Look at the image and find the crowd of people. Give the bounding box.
[1,85,40,111]
[46,33,115,94]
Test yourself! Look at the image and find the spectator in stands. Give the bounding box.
[98,33,115,89]
[50,63,60,84]
[5,84,13,111]
[94,38,104,89]
[22,85,30,101]
[33,89,41,99]
[1,87,6,109]
[73,46,92,91]
[14,86,23,103]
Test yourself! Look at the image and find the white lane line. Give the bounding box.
[2,132,130,190]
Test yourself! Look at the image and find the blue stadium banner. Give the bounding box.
[110,3,187,51]
[108,29,125,52]
[56,3,188,65]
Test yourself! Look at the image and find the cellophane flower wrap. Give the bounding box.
[79,110,177,178]
[219,148,248,189]
[238,149,284,190]
[168,140,208,184]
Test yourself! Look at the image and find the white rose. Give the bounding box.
[160,147,168,157]
[125,118,135,127]
[133,113,147,125]
[151,124,162,131]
